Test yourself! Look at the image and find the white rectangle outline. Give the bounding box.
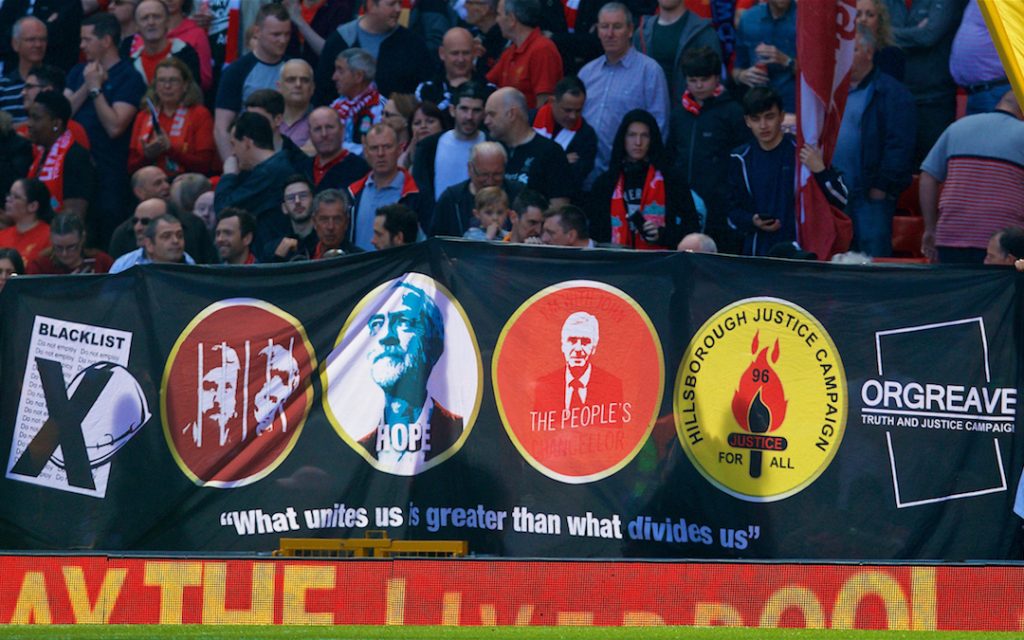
[875,317,990,382]
[875,317,1006,507]
[887,431,1007,508]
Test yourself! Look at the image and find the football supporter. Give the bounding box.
[0,178,53,264]
[27,213,113,274]
[127,58,216,176]
[26,91,96,220]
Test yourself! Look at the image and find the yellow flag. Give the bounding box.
[979,0,1024,104]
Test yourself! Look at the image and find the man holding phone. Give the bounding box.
[727,87,848,257]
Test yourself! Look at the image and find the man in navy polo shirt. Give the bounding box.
[65,12,146,249]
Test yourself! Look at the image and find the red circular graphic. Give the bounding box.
[162,299,316,487]
[493,281,663,483]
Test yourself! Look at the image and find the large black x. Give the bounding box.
[10,358,112,490]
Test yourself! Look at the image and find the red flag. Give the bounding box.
[797,0,856,260]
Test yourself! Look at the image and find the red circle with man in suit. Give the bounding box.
[493,280,664,483]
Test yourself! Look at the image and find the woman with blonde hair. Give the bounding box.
[127,57,217,176]
[857,0,904,81]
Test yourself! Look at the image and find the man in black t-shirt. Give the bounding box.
[415,27,493,110]
[483,87,572,207]
[214,4,291,161]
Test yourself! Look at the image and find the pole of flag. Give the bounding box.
[978,0,1024,106]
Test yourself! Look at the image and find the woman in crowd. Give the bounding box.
[588,109,699,250]
[386,93,418,165]
[0,178,54,265]
[128,58,217,177]
[26,91,96,219]
[400,100,450,168]
[164,0,214,92]
[27,214,113,275]
[170,173,214,231]
[857,0,904,81]
[0,248,24,294]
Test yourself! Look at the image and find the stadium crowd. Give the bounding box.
[0,0,1021,291]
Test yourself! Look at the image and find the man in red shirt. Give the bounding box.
[127,0,201,87]
[486,0,563,109]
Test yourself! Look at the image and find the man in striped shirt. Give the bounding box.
[0,16,47,122]
[920,92,1024,264]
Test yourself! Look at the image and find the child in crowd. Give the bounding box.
[465,186,510,241]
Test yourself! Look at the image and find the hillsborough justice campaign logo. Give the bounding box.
[493,280,663,484]
[162,299,316,488]
[322,273,482,476]
[675,298,847,502]
[7,316,148,498]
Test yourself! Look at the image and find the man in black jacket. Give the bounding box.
[668,46,750,253]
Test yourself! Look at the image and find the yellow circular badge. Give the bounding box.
[675,297,847,502]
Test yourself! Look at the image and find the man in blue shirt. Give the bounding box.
[732,0,797,113]
[65,12,146,249]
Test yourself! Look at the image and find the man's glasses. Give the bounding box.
[283,192,311,203]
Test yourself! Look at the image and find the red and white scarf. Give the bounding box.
[610,164,666,250]
[332,84,382,124]
[29,130,74,210]
[562,0,579,31]
[139,105,190,173]
[224,0,241,66]
[681,84,724,116]
[532,102,580,151]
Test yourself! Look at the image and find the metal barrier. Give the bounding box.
[274,530,468,558]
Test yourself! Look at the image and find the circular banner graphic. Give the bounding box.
[493,280,664,483]
[322,273,482,476]
[162,299,316,488]
[675,297,847,502]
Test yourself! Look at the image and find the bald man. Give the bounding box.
[484,87,572,207]
[107,166,216,262]
[303,106,369,192]
[415,27,493,110]
[277,58,315,149]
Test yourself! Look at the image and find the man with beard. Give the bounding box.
[253,343,301,437]
[363,280,463,470]
[413,80,489,205]
[187,343,241,449]
[267,175,319,261]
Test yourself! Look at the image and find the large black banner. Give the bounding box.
[1,240,1021,559]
